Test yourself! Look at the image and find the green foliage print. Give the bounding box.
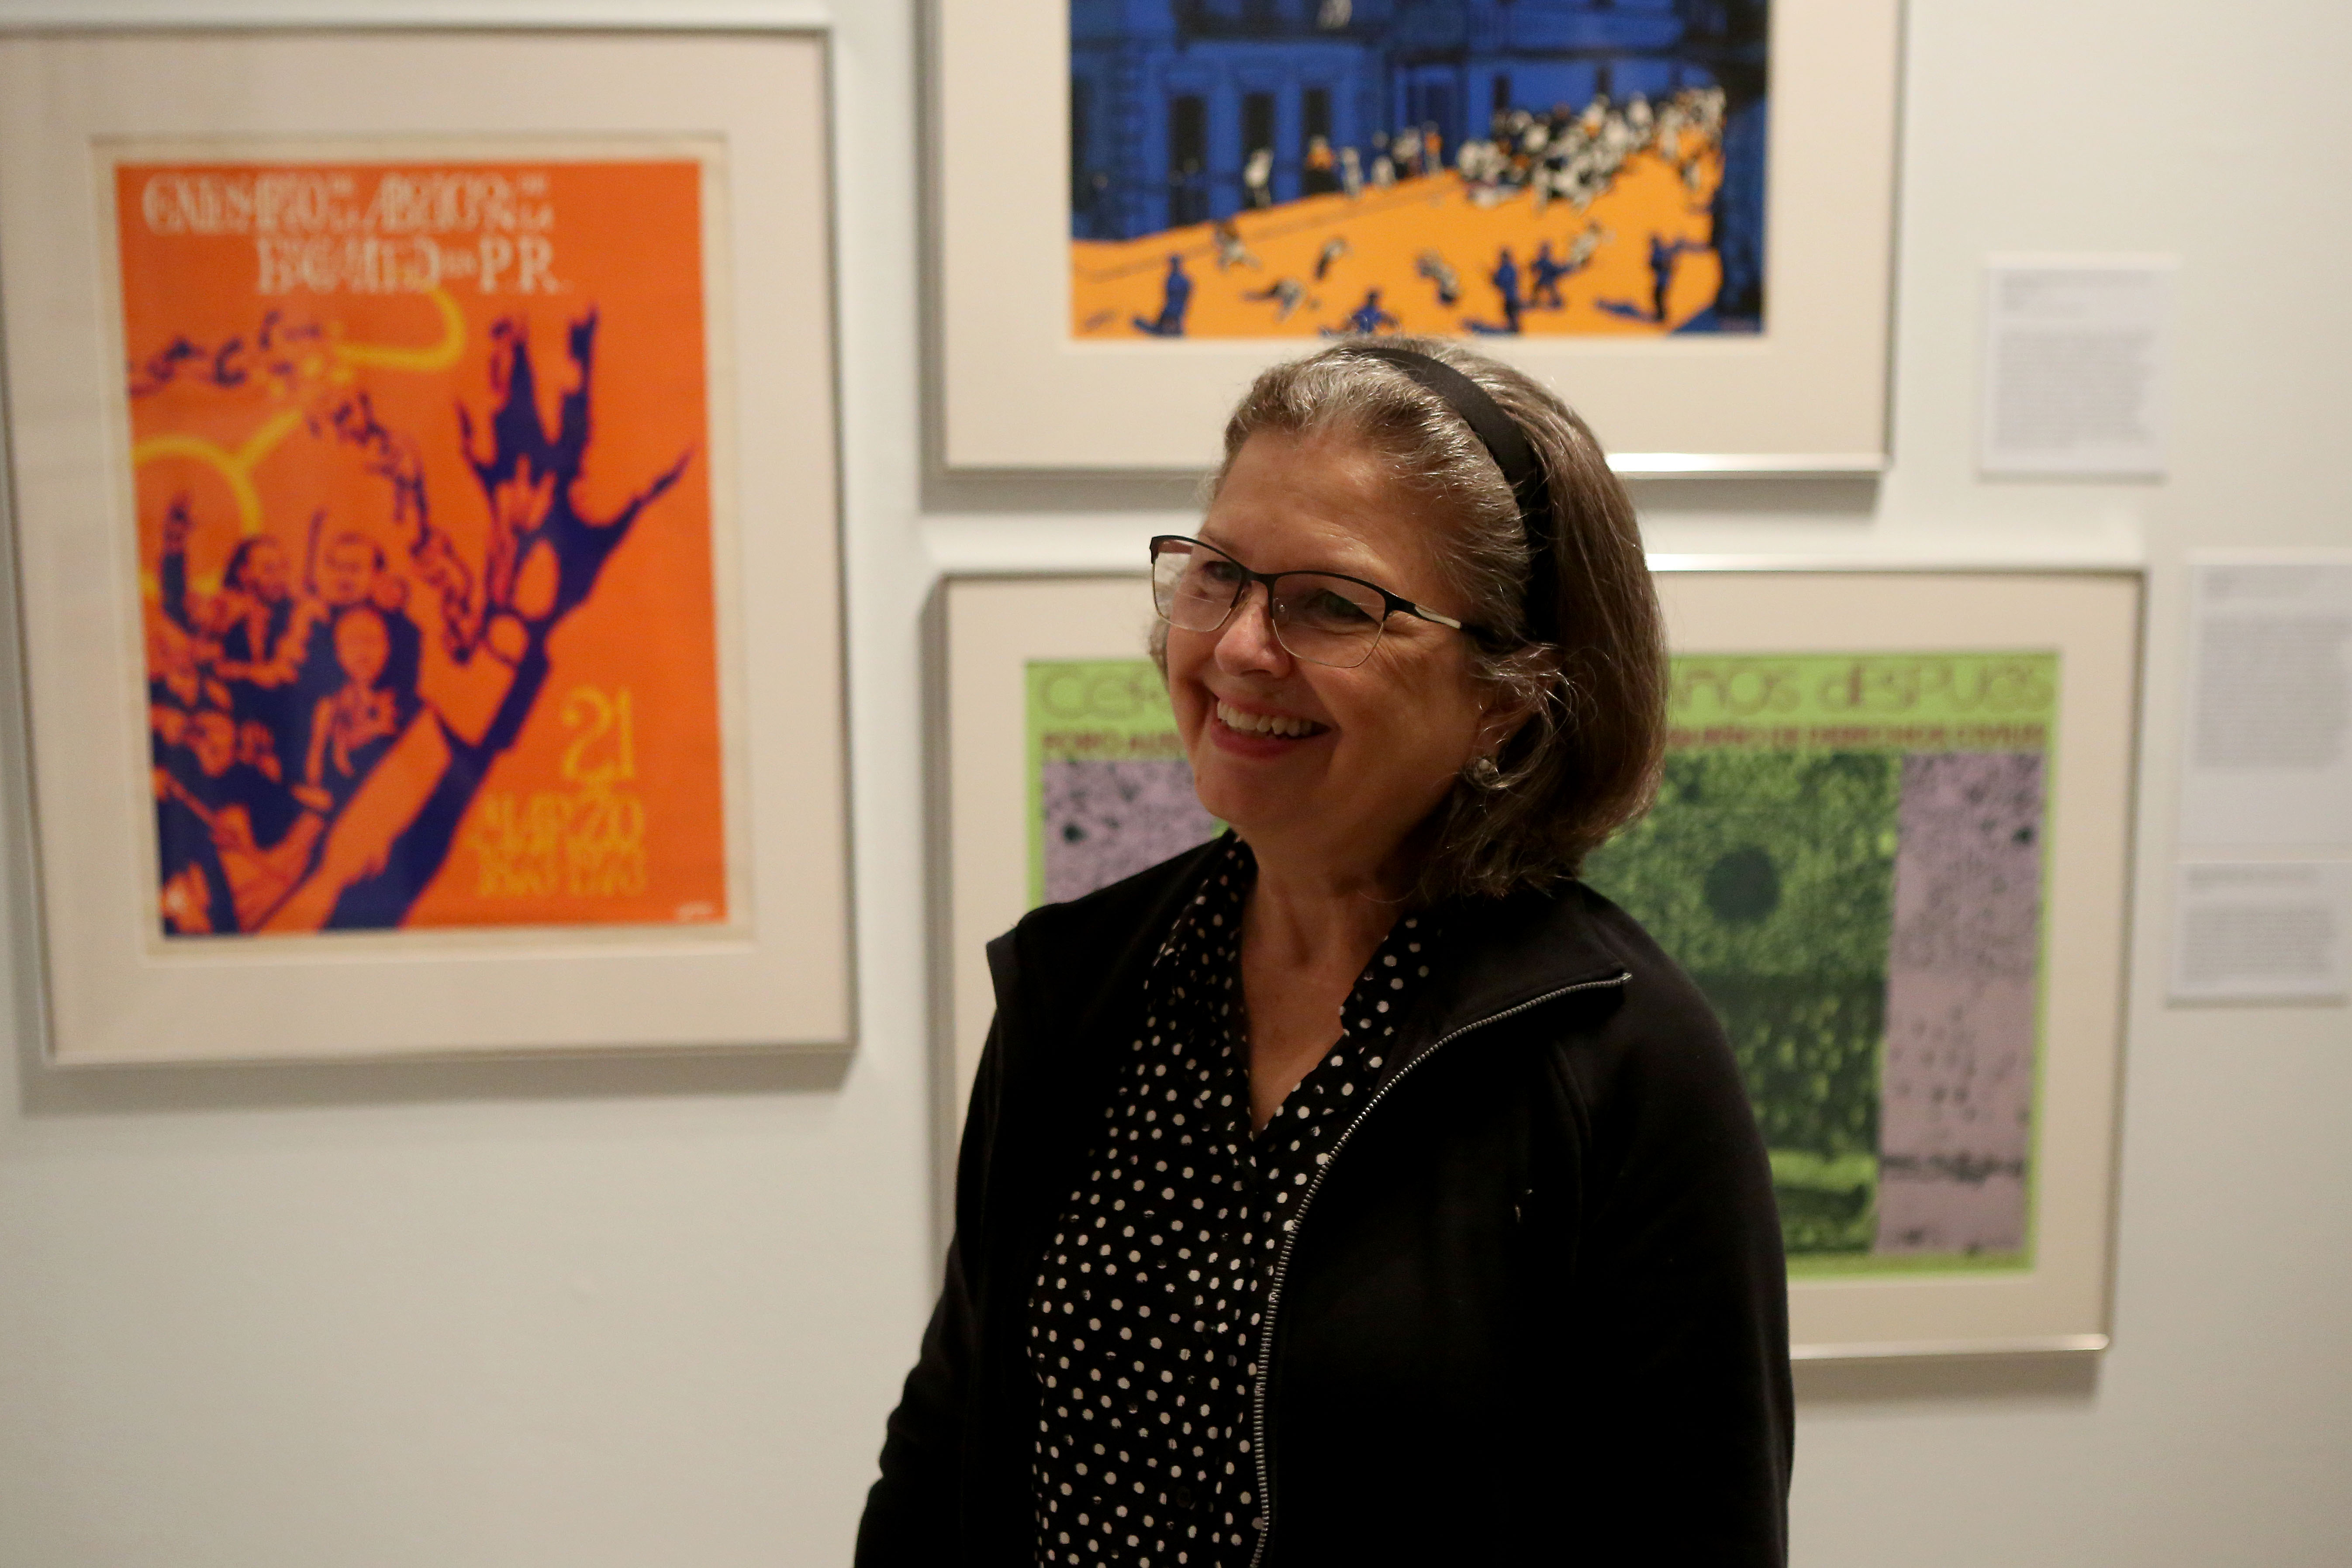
[1582,750,1901,1255]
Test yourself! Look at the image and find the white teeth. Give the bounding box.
[1216,701,1320,739]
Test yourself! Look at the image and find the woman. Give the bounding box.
[860,339,1791,1566]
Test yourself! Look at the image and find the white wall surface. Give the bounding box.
[0,0,2345,1565]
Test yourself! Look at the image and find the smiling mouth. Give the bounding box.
[1215,700,1329,739]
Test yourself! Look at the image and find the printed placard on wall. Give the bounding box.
[118,151,730,939]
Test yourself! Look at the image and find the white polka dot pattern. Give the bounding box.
[1027,840,1439,1567]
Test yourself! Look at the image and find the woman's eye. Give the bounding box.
[1197,560,1245,586]
[1305,590,1373,624]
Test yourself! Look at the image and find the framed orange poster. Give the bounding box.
[0,32,848,1061]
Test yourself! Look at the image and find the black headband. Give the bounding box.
[1347,343,1560,646]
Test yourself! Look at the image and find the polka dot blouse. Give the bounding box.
[1027,839,1441,1568]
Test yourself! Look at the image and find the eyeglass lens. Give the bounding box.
[1151,539,1388,669]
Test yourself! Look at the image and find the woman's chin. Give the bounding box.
[1193,736,1411,817]
[1187,777,1290,846]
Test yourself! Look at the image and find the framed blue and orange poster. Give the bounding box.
[937,0,1900,472]
[0,31,850,1062]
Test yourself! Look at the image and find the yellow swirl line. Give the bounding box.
[335,287,466,373]
[132,287,467,555]
[131,406,306,538]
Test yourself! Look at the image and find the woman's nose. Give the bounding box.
[1214,583,1289,671]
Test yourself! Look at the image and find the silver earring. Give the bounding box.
[1467,755,1503,788]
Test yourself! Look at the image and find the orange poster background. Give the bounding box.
[117,157,728,934]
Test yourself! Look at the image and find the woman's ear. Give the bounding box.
[1473,663,1548,762]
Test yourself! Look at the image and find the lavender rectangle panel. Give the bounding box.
[1042,758,1218,906]
[1876,752,2046,1256]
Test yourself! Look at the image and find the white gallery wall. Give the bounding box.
[0,0,2345,1565]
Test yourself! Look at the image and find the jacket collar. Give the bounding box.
[1014,839,1634,1040]
[1409,878,1637,1050]
[997,839,1637,1088]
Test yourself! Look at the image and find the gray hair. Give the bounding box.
[1186,336,1667,903]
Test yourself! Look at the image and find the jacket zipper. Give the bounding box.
[1243,968,1632,1567]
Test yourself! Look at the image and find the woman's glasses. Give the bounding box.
[1148,535,1485,670]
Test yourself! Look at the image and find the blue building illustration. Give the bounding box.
[1071,0,1768,325]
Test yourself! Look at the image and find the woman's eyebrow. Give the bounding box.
[1206,538,1382,581]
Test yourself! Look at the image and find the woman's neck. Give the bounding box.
[1236,839,1417,1131]
[1242,843,1408,972]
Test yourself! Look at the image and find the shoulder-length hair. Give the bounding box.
[1200,336,1668,903]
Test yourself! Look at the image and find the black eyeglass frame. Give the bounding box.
[1148,535,1492,665]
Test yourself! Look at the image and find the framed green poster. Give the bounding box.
[936,567,2141,1357]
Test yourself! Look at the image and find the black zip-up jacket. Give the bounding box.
[858,839,1792,1566]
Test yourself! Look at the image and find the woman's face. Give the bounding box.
[1166,428,1495,883]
